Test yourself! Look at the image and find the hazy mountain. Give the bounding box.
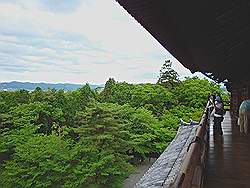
[0,81,104,91]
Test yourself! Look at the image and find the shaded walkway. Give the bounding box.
[204,112,250,188]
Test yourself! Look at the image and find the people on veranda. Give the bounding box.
[206,94,214,117]
[213,95,226,135]
[239,100,250,134]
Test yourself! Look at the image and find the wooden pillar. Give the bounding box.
[230,81,250,119]
[248,85,250,99]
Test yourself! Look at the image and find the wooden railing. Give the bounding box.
[135,104,211,188]
[170,109,209,188]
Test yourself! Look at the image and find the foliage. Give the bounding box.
[1,135,73,187]
[171,77,227,108]
[100,81,172,116]
[0,63,229,187]
[157,60,180,89]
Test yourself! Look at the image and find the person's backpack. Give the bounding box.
[215,102,226,116]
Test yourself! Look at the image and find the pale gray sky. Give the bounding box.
[0,0,200,84]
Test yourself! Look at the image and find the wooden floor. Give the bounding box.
[204,112,250,188]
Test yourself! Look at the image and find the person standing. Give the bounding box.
[213,96,225,135]
[207,94,214,119]
[239,100,250,134]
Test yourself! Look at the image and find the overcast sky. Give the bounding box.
[0,0,199,84]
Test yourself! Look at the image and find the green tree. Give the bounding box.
[100,78,116,102]
[73,103,134,187]
[0,90,30,113]
[172,77,224,108]
[100,81,172,115]
[157,60,180,89]
[31,87,44,102]
[0,135,73,188]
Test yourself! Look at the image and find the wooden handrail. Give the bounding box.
[135,105,210,188]
[170,108,209,188]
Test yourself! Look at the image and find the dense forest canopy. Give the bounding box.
[0,61,229,187]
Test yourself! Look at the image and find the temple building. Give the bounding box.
[116,0,250,117]
[116,1,250,187]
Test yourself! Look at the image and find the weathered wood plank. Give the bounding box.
[204,112,250,188]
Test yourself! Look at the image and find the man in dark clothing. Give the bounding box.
[213,96,225,135]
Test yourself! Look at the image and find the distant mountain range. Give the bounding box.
[0,81,104,91]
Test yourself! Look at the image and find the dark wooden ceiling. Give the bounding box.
[116,0,250,83]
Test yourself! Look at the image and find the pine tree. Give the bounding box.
[157,60,180,89]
